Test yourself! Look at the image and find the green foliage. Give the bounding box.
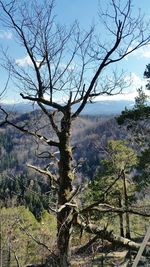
[84,140,137,231]
[0,132,14,153]
[88,140,136,200]
[117,105,150,125]
[135,87,148,109]
[133,146,150,191]
[0,174,51,219]
[41,210,57,234]
[116,68,150,195]
[106,140,137,171]
[0,206,57,266]
[117,87,150,125]
[0,132,19,172]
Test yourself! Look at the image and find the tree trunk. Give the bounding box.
[8,243,11,267]
[118,195,124,237]
[125,210,131,239]
[57,108,74,266]
[122,171,131,239]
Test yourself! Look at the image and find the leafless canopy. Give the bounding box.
[0,0,150,118]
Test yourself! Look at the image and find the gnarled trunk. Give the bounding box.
[57,109,74,266]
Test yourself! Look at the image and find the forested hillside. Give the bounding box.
[0,113,125,213]
[0,110,150,266]
[0,112,128,184]
[0,110,144,180]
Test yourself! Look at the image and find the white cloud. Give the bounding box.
[0,30,12,39]
[96,73,150,101]
[16,55,44,67]
[16,55,76,71]
[126,73,146,91]
[96,92,135,101]
[96,90,150,101]
[16,55,33,66]
[126,44,150,59]
[138,45,150,59]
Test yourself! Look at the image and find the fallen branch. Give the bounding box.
[77,218,150,256]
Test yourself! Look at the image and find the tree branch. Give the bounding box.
[38,102,60,135]
[0,107,60,147]
[81,172,123,213]
[20,93,64,112]
[27,163,58,184]
[87,203,150,217]
[18,222,52,253]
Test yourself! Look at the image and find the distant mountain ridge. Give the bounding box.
[2,100,135,115]
[79,100,135,115]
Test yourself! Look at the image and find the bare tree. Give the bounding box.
[0,0,150,265]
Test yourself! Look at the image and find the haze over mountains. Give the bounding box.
[2,100,135,115]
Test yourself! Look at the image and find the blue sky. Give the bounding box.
[0,0,150,103]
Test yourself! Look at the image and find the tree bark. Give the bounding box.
[122,171,131,239]
[57,108,74,266]
[118,195,124,237]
